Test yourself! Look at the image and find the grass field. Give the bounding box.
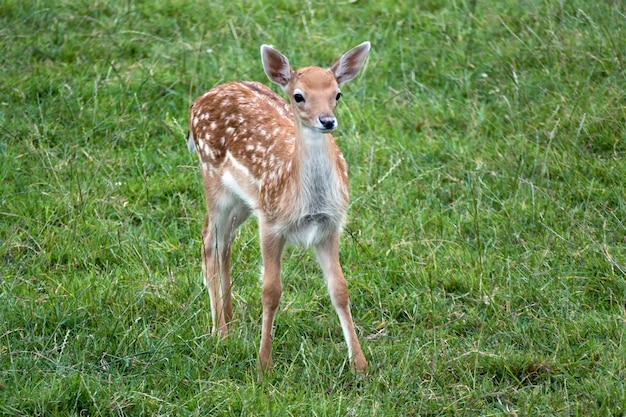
[1,0,625,415]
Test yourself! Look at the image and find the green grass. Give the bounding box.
[1,0,625,415]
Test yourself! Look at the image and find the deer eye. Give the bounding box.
[294,93,305,103]
[336,92,342,101]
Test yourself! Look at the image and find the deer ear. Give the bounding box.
[330,41,371,85]
[261,45,292,89]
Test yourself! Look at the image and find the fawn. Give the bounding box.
[187,42,370,374]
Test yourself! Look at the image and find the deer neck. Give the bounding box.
[293,119,334,176]
[290,119,342,216]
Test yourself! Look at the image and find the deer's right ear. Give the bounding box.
[261,45,292,89]
[330,41,371,85]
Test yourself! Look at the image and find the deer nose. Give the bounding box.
[319,115,337,131]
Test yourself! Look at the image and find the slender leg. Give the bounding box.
[258,229,285,372]
[203,203,249,335]
[202,215,227,335]
[315,235,368,374]
[217,205,250,324]
[219,241,233,323]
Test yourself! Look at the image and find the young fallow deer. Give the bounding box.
[187,42,371,374]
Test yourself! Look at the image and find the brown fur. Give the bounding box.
[188,42,370,375]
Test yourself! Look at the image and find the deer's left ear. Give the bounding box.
[261,45,293,89]
[330,41,371,85]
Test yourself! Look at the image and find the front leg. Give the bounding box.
[258,229,286,372]
[315,235,368,375]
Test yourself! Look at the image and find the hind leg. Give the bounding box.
[202,203,249,335]
[202,214,227,335]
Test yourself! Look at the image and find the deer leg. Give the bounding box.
[315,235,368,375]
[219,241,234,324]
[218,205,250,324]
[202,215,228,335]
[202,202,249,335]
[258,230,285,372]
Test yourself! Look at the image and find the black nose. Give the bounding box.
[319,115,336,130]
